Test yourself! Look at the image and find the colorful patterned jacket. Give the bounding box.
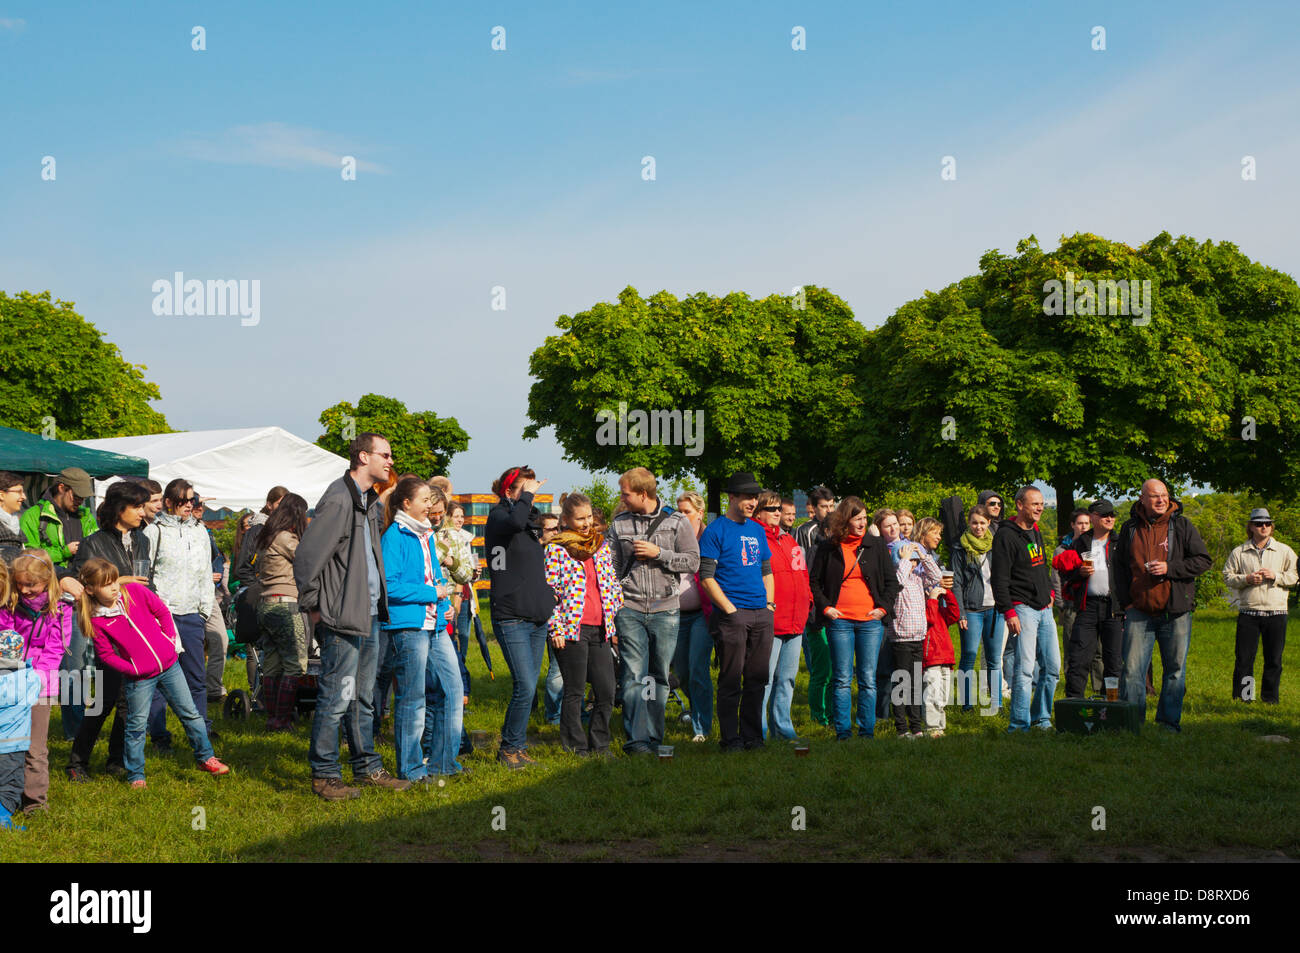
[544,540,623,642]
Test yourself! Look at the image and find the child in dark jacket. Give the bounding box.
[76,559,229,787]
[922,585,961,736]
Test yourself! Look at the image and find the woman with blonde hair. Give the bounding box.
[670,490,712,740]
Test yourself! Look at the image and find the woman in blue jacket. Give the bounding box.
[381,478,463,781]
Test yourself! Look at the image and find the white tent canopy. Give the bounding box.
[73,426,348,511]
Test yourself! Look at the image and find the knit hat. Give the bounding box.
[0,628,23,667]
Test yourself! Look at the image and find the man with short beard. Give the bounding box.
[1113,479,1211,731]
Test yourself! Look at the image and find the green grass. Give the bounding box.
[6,606,1298,861]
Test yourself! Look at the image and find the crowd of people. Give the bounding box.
[0,437,1294,816]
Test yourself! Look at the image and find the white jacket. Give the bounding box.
[1223,537,1298,613]
[143,513,216,619]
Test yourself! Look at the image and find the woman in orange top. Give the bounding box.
[809,498,901,740]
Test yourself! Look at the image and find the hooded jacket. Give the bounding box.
[380,515,452,632]
[544,538,624,642]
[86,583,181,679]
[0,594,70,697]
[294,473,389,637]
[922,590,961,668]
[607,502,700,613]
[0,663,42,755]
[143,512,215,618]
[991,519,1052,615]
[764,523,812,636]
[1113,499,1211,616]
[19,497,96,575]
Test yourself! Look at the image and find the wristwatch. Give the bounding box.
[766,601,776,609]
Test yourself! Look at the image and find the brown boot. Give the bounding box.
[312,777,360,801]
[262,675,283,729]
[355,768,410,791]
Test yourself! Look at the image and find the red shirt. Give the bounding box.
[579,558,603,625]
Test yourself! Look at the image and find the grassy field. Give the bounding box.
[6,605,1297,862]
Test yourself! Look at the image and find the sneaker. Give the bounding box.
[105,763,127,779]
[66,766,91,783]
[929,730,945,738]
[200,757,230,776]
[497,750,529,771]
[130,779,147,789]
[356,768,410,790]
[692,733,706,743]
[312,777,361,801]
[897,732,916,740]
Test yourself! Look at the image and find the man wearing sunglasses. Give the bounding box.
[1224,509,1297,704]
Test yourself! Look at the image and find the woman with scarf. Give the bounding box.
[380,478,462,781]
[950,504,1003,711]
[544,492,622,756]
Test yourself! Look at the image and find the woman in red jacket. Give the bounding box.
[755,491,812,739]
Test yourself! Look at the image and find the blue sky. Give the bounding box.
[2,1,1297,499]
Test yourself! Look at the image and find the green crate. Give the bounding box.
[1054,697,1143,736]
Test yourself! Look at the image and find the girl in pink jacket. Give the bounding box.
[76,558,229,787]
[2,550,69,813]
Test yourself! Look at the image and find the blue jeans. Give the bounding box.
[123,662,213,782]
[1121,608,1192,730]
[542,642,563,724]
[148,613,210,740]
[762,633,804,739]
[308,618,382,779]
[672,609,713,736]
[373,626,396,737]
[960,608,1005,711]
[1002,627,1018,697]
[422,630,465,774]
[1008,605,1060,731]
[455,600,485,695]
[496,618,547,753]
[826,617,886,738]
[615,607,680,751]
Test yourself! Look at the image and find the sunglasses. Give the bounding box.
[759,505,780,512]
[1252,521,1273,527]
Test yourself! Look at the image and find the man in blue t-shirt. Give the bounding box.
[698,471,775,751]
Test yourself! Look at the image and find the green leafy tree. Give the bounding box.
[525,285,868,512]
[0,290,170,437]
[571,475,619,525]
[316,394,469,477]
[836,233,1300,538]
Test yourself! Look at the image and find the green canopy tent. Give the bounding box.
[0,425,150,479]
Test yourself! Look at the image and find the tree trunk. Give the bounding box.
[1054,476,1075,541]
[707,476,723,519]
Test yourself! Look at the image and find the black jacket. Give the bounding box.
[1056,530,1122,614]
[485,491,557,624]
[949,540,993,617]
[809,535,900,624]
[991,520,1052,614]
[1113,500,1211,616]
[71,528,152,579]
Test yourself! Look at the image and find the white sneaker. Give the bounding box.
[692,733,706,743]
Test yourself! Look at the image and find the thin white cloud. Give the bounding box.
[176,122,388,174]
[0,17,25,31]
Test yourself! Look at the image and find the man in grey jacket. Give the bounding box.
[607,467,700,753]
[295,432,409,800]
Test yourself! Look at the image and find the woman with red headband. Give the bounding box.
[485,467,555,770]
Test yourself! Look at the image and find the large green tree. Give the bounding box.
[525,285,868,512]
[316,394,469,477]
[836,233,1300,537]
[0,290,170,437]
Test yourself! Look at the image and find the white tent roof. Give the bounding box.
[73,427,348,511]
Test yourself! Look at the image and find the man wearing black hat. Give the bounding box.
[1223,508,1297,704]
[697,472,775,751]
[1051,499,1123,698]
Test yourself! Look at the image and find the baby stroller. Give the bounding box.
[221,581,321,721]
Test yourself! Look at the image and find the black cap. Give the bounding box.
[725,471,763,495]
[1088,499,1115,517]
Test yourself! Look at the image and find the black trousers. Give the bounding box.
[713,607,774,749]
[891,640,924,734]
[67,667,126,771]
[555,624,616,753]
[1066,599,1123,698]
[1233,613,1287,703]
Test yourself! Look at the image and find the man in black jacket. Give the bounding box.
[1113,480,1211,731]
[1051,499,1122,698]
[991,486,1059,732]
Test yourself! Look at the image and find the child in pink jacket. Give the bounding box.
[76,558,228,787]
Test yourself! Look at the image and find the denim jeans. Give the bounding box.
[373,626,395,737]
[802,614,831,725]
[960,608,1004,711]
[1121,608,1192,729]
[496,618,546,753]
[671,609,713,736]
[123,662,214,782]
[826,617,885,738]
[1008,605,1060,731]
[1002,626,1018,697]
[455,599,485,695]
[422,630,465,774]
[148,613,210,740]
[542,641,563,724]
[875,632,892,720]
[308,618,382,779]
[390,628,430,779]
[615,607,680,751]
[762,633,804,739]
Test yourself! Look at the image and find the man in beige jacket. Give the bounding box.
[1223,508,1297,704]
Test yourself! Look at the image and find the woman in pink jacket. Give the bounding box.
[1,550,68,812]
[76,558,229,787]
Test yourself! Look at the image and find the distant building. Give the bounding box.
[452,493,556,591]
